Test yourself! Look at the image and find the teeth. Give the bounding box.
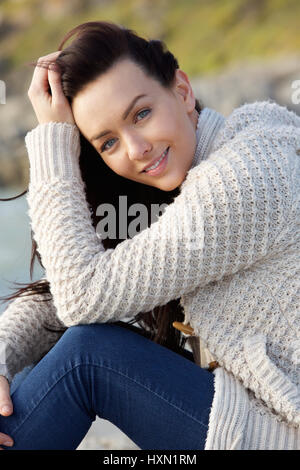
[145,149,168,172]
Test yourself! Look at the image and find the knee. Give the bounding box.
[58,322,129,358]
[57,322,145,364]
[61,323,108,351]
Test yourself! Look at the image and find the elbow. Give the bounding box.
[57,315,90,328]
[55,308,82,327]
[56,314,77,328]
[56,308,101,328]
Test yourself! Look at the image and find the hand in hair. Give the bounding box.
[0,376,14,449]
[27,51,75,126]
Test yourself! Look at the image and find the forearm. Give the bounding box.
[24,119,297,327]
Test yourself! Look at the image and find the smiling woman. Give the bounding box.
[71,59,199,190]
[0,20,207,450]
[0,20,299,451]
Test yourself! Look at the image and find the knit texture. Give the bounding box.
[0,294,64,383]
[0,100,299,449]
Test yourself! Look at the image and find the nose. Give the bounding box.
[125,132,152,162]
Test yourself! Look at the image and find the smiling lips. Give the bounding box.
[142,147,169,174]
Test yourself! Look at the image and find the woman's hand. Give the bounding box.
[0,376,14,449]
[27,51,75,126]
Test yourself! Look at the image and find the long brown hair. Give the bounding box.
[0,21,203,356]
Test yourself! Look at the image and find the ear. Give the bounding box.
[173,69,196,114]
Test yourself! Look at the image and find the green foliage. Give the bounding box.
[1,0,300,77]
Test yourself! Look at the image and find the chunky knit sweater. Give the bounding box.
[0,101,299,450]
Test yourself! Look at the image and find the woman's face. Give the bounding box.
[72,58,199,191]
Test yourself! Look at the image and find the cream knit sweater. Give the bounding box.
[0,101,299,449]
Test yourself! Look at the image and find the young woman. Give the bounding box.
[0,21,299,450]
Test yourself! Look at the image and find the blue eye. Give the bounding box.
[136,108,150,121]
[101,137,116,152]
[100,108,151,152]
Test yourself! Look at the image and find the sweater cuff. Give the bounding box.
[25,122,82,182]
[204,368,250,449]
[0,369,13,385]
[0,341,13,384]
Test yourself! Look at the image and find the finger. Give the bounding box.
[28,52,62,97]
[0,377,13,416]
[48,65,65,103]
[0,433,14,447]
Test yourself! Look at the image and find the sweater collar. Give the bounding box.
[189,107,225,170]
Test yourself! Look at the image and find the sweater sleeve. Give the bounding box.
[24,120,298,326]
[0,292,65,383]
[216,101,300,146]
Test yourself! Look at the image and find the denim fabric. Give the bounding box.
[0,322,214,450]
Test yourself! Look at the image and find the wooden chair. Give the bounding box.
[173,321,219,372]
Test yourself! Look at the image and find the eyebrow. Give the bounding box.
[91,94,148,142]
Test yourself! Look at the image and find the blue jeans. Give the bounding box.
[0,322,215,450]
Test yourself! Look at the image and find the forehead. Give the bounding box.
[72,59,162,119]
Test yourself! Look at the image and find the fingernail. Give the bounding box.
[1,406,11,414]
[3,441,13,446]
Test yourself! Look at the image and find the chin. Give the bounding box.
[156,175,185,192]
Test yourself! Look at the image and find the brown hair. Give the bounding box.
[0,21,203,356]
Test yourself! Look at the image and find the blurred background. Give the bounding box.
[0,0,300,450]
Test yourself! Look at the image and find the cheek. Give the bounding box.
[147,105,178,138]
[158,115,182,141]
